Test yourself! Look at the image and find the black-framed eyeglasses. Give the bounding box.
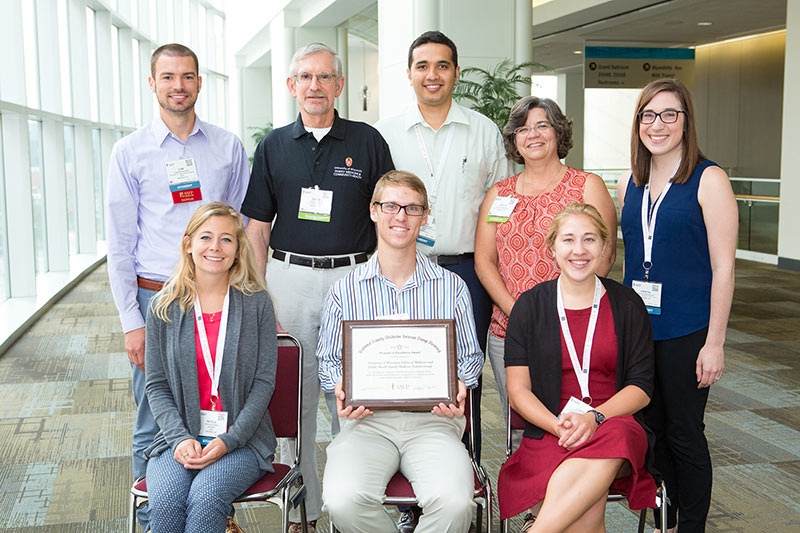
[295,72,337,85]
[638,109,685,124]
[372,202,426,216]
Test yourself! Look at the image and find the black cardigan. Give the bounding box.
[505,276,655,460]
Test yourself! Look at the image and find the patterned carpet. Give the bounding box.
[0,255,798,532]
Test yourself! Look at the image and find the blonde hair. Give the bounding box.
[546,203,609,252]
[150,202,267,321]
[371,170,429,210]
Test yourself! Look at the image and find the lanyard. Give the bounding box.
[556,275,602,403]
[639,160,680,281]
[194,289,230,409]
[414,122,456,203]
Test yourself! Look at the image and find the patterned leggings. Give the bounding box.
[146,446,266,533]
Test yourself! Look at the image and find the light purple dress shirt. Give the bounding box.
[106,115,249,333]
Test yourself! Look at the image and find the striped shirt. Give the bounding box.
[317,251,483,392]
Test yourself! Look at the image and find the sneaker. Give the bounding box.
[397,507,421,533]
[520,513,536,532]
[226,517,245,533]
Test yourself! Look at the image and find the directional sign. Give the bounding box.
[584,47,695,89]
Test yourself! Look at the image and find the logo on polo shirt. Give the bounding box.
[333,156,362,179]
[345,157,353,167]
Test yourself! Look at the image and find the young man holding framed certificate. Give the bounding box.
[317,170,483,533]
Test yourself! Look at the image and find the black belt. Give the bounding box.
[434,253,474,266]
[272,250,369,269]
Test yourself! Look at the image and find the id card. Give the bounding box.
[166,158,202,204]
[486,196,519,223]
[416,216,436,247]
[559,396,593,417]
[298,187,333,222]
[198,409,228,446]
[632,280,663,315]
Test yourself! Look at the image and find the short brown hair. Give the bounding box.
[371,170,429,211]
[630,78,705,186]
[546,203,609,253]
[150,43,199,78]
[502,96,574,164]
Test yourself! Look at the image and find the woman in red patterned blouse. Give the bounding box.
[475,96,618,421]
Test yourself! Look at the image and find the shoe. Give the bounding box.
[226,517,245,533]
[397,507,421,533]
[288,521,316,533]
[519,513,536,532]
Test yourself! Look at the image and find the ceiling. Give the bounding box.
[532,0,787,72]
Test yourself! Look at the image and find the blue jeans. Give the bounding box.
[133,287,160,530]
[146,446,267,533]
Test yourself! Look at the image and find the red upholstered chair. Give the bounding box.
[330,388,494,533]
[500,407,668,533]
[128,333,309,533]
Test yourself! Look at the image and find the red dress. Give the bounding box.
[498,295,655,519]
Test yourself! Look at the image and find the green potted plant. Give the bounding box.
[453,59,549,131]
[248,123,273,165]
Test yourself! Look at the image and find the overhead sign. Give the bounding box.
[584,47,695,89]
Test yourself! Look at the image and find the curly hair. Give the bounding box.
[502,96,574,164]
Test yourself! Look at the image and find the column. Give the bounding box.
[515,0,533,94]
[270,12,296,128]
[337,25,349,119]
[558,71,584,170]
[778,1,800,269]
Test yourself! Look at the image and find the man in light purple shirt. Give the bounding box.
[106,43,249,531]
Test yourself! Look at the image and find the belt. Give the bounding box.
[433,253,474,266]
[272,250,369,269]
[137,277,164,291]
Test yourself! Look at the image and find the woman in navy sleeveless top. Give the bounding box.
[617,79,737,532]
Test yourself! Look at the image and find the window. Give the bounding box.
[21,0,40,109]
[86,7,99,122]
[0,116,9,302]
[28,120,48,273]
[64,125,79,254]
[57,0,72,116]
[112,25,122,124]
[132,39,142,125]
[92,129,105,240]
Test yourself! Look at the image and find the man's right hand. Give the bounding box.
[125,327,146,371]
[335,381,372,420]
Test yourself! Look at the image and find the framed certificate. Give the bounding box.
[342,319,458,411]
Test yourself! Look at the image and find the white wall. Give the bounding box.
[347,35,380,125]
[779,4,800,266]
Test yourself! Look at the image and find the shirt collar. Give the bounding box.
[403,100,469,131]
[151,113,206,146]
[291,110,345,140]
[357,250,443,289]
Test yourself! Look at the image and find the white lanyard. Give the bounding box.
[414,122,456,203]
[194,289,230,408]
[639,160,680,281]
[556,275,602,403]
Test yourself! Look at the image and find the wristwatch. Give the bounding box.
[589,409,606,426]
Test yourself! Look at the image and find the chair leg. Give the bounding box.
[476,500,483,532]
[486,484,494,533]
[660,482,669,533]
[300,498,308,533]
[637,508,647,533]
[282,487,290,533]
[128,494,137,533]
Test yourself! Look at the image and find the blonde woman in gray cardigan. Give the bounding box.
[144,202,278,533]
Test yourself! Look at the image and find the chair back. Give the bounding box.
[267,334,302,439]
[506,406,527,457]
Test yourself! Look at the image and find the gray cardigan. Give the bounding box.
[144,287,278,472]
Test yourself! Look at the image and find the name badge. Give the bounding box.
[166,158,202,204]
[298,186,333,222]
[486,196,519,223]
[416,215,436,247]
[632,280,663,315]
[198,409,228,446]
[559,396,593,417]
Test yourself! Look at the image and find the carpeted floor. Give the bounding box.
[0,254,798,532]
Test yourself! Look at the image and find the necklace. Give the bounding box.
[520,165,563,196]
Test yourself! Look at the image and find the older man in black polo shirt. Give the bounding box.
[243,42,393,533]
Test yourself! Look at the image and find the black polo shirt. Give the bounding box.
[242,112,394,255]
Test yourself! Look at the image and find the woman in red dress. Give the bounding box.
[498,203,656,532]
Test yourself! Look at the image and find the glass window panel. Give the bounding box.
[93,129,105,240]
[214,14,224,73]
[133,39,142,125]
[21,0,40,109]
[166,0,175,42]
[86,7,99,122]
[198,6,207,64]
[149,0,157,39]
[216,77,226,127]
[111,25,122,124]
[57,0,72,116]
[131,0,139,27]
[64,126,79,254]
[0,116,9,302]
[182,0,191,46]
[28,120,48,273]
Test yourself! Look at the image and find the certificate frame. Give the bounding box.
[342,319,458,411]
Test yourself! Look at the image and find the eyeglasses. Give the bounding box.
[294,72,337,85]
[514,122,552,136]
[638,109,685,124]
[372,202,426,216]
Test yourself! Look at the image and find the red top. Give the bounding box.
[195,311,223,411]
[490,168,587,338]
